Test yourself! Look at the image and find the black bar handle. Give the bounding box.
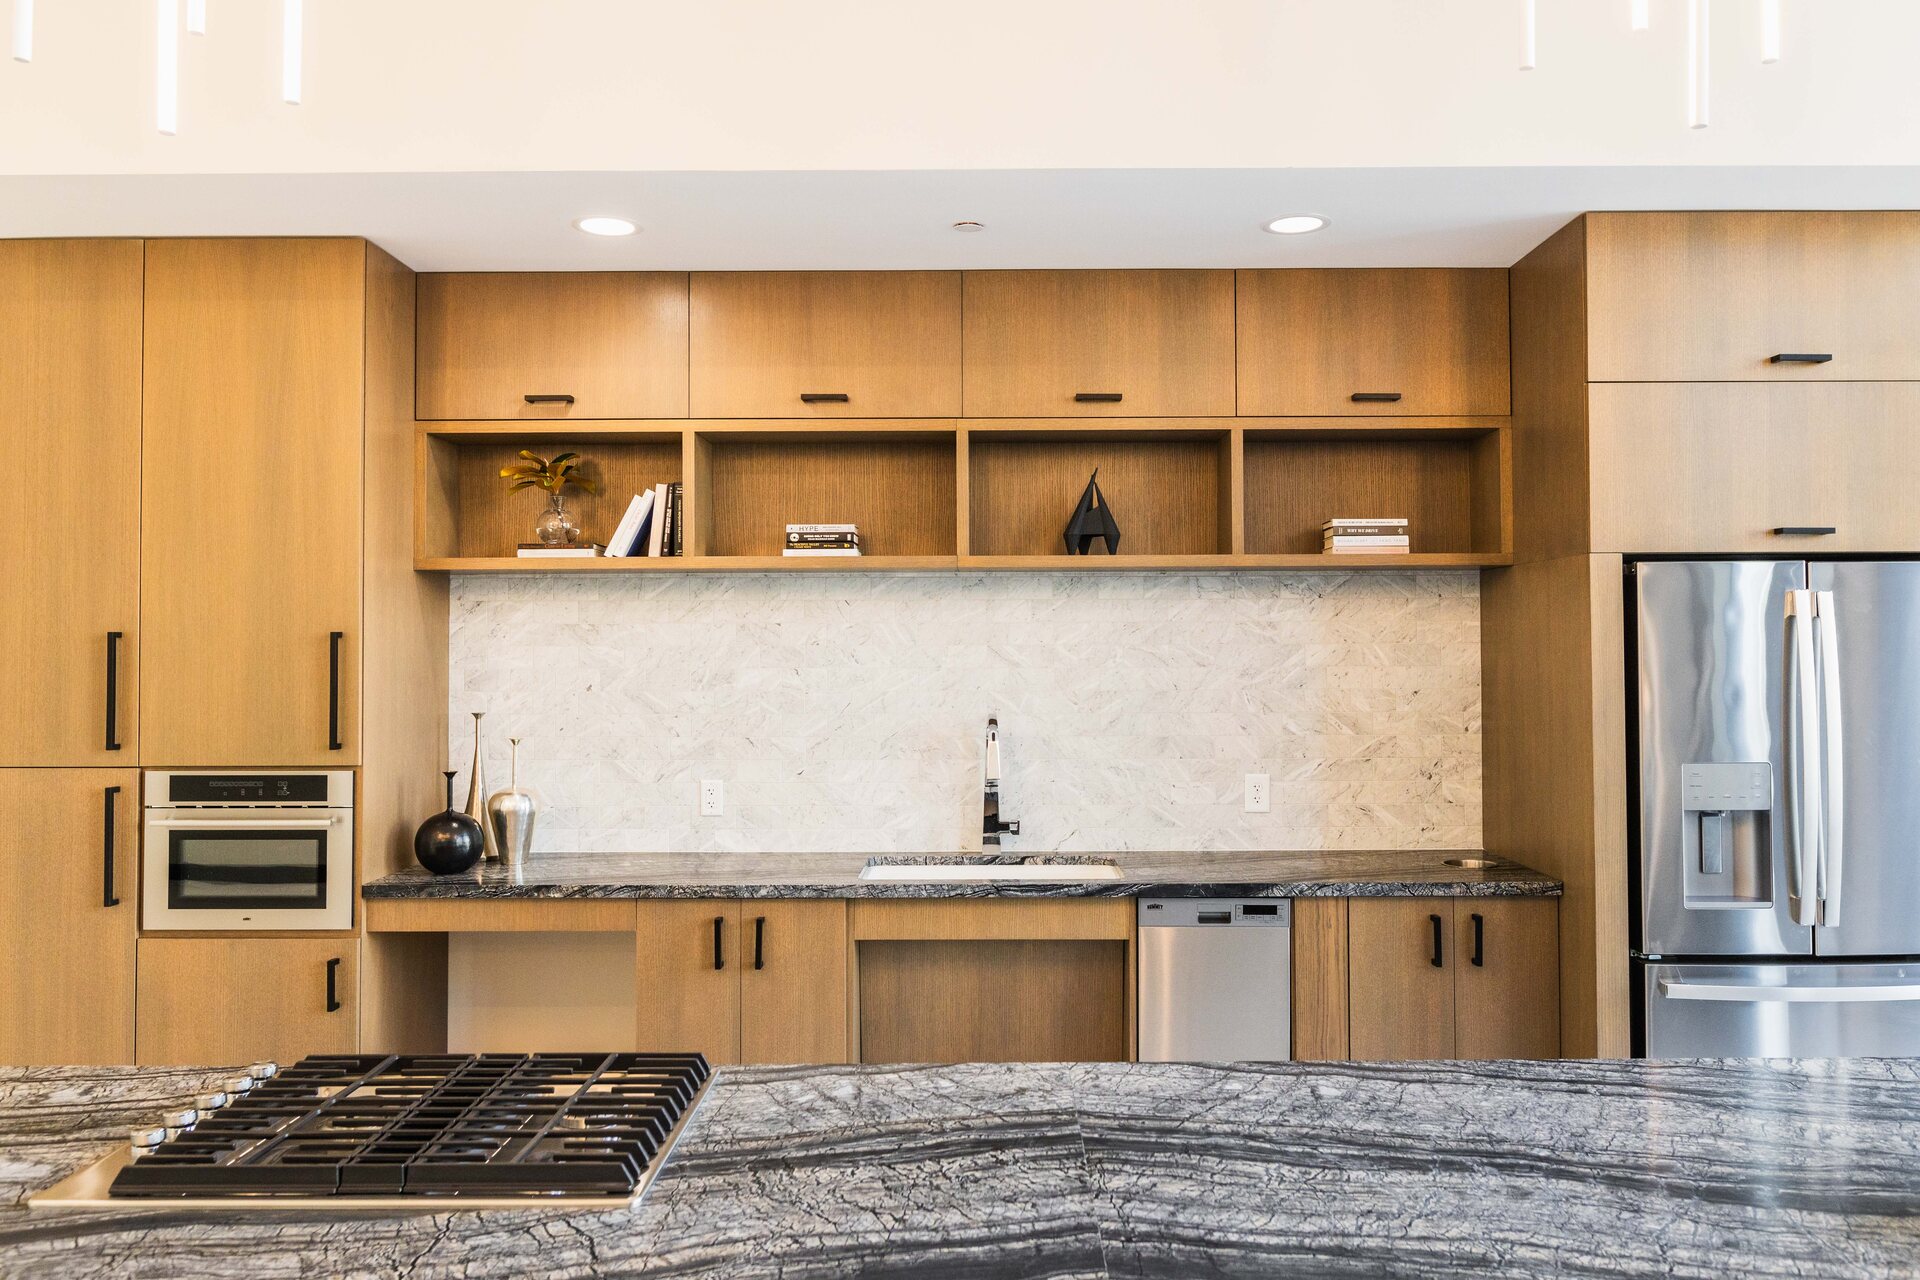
[325,958,342,1012]
[1772,526,1837,536]
[1351,392,1404,403]
[104,631,122,751]
[102,785,122,908]
[1074,392,1123,403]
[713,916,725,971]
[753,916,766,970]
[523,393,576,404]
[1770,353,1833,364]
[1471,913,1485,967]
[800,392,850,404]
[327,632,344,751]
[1429,913,1444,968]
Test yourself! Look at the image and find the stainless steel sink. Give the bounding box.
[1443,857,1501,870]
[858,856,1124,882]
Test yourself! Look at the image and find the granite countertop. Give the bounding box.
[363,848,1560,900]
[5,1058,1920,1277]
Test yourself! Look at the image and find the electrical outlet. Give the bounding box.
[1245,773,1271,814]
[700,780,724,817]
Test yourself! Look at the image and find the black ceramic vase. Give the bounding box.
[415,770,485,875]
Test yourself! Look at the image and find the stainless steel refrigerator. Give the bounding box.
[1633,560,1920,1057]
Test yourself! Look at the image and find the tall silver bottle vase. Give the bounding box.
[486,736,537,876]
[464,711,500,862]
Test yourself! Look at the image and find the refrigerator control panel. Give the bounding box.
[1681,763,1773,812]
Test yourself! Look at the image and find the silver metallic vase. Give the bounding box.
[486,737,537,875]
[464,711,500,862]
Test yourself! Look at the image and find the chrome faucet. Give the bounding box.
[983,717,1020,849]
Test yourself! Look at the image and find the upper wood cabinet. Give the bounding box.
[1236,269,1511,416]
[141,239,364,766]
[1585,211,1920,382]
[0,768,138,1065]
[1587,382,1920,554]
[137,937,358,1065]
[0,240,143,766]
[689,272,961,418]
[962,270,1236,417]
[417,272,689,419]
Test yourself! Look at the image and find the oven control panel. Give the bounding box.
[146,770,353,808]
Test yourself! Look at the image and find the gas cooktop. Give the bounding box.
[31,1052,713,1212]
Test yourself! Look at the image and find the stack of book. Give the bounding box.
[784,523,861,557]
[602,482,685,558]
[515,542,606,558]
[1322,518,1410,554]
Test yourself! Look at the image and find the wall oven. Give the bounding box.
[142,771,354,931]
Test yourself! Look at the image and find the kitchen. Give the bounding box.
[5,1,1920,1275]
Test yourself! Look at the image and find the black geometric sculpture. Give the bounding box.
[1063,469,1122,555]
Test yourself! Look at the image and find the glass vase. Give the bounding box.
[534,493,580,547]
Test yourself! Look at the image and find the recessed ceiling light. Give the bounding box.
[573,216,638,237]
[951,220,986,233]
[1265,215,1329,236]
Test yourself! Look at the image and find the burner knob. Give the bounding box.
[246,1061,279,1082]
[225,1075,256,1096]
[129,1127,168,1159]
[159,1107,199,1139]
[197,1091,231,1112]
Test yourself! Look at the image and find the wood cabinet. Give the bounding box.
[688,272,961,418]
[961,270,1235,417]
[0,769,138,1064]
[1587,382,1920,554]
[136,937,358,1065]
[1585,211,1920,383]
[416,272,689,419]
[0,240,143,765]
[1236,269,1510,416]
[140,239,364,766]
[1346,897,1559,1060]
[635,900,849,1065]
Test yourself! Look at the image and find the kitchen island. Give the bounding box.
[3,1057,1917,1278]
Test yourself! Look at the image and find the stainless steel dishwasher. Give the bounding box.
[1137,898,1291,1061]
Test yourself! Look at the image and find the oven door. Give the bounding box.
[142,810,353,930]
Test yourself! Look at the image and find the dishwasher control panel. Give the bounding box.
[1137,898,1292,927]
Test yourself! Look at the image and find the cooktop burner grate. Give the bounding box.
[109,1052,712,1198]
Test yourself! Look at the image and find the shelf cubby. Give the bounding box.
[961,423,1233,561]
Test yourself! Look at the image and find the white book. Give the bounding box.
[646,483,670,556]
[1323,535,1412,548]
[1323,517,1409,529]
[517,545,604,558]
[1323,545,1411,555]
[786,523,859,534]
[606,491,656,557]
[781,548,863,557]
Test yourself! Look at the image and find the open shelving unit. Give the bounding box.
[415,418,1511,573]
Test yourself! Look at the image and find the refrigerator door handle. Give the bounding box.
[1783,591,1822,927]
[1658,978,1920,1003]
[1813,590,1844,927]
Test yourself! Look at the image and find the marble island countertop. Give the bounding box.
[363,848,1560,900]
[5,1058,1920,1277]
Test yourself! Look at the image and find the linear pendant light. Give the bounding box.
[187,0,206,36]
[1761,0,1781,62]
[156,0,179,134]
[1631,0,1649,31]
[11,0,30,62]
[1520,0,1536,69]
[281,0,301,104]
[1687,0,1710,127]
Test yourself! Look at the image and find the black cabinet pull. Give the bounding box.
[102,785,122,908]
[1429,914,1444,968]
[753,916,766,970]
[325,958,342,1012]
[327,632,344,751]
[1471,913,1485,967]
[523,393,576,404]
[104,631,122,751]
[1771,526,1837,536]
[1074,392,1123,403]
[712,916,725,970]
[1351,392,1404,403]
[1769,353,1833,364]
[800,392,850,404]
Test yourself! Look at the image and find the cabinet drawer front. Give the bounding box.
[1589,383,1920,554]
[1347,899,1454,1060]
[1586,212,1920,382]
[136,937,357,1066]
[417,272,689,419]
[1237,269,1510,416]
[962,270,1235,417]
[689,272,961,418]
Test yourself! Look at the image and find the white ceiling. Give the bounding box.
[2,1,1917,270]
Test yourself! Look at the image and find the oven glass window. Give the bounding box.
[168,830,328,911]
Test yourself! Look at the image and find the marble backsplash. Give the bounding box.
[448,571,1482,854]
